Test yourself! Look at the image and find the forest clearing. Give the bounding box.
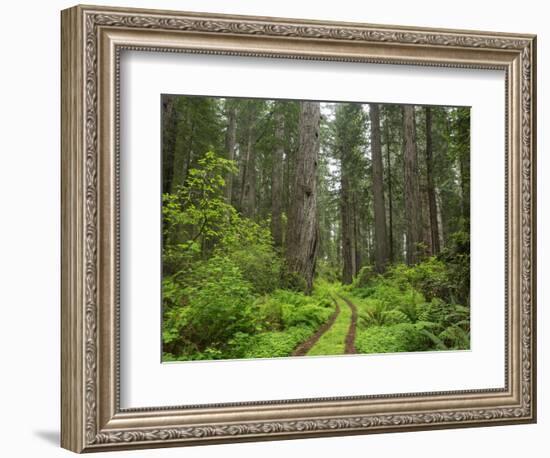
[161,95,471,362]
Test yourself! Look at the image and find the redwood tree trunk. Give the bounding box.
[425,107,441,254]
[457,108,471,223]
[241,106,257,218]
[171,105,194,194]
[353,192,361,276]
[341,158,354,284]
[403,105,422,265]
[370,104,389,272]
[285,101,321,294]
[383,110,394,263]
[224,103,237,203]
[161,95,176,194]
[271,105,284,247]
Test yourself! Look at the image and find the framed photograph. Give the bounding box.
[61,4,537,453]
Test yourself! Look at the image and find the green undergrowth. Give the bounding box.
[162,152,336,362]
[345,252,470,355]
[306,294,350,356]
[163,279,335,362]
[161,151,469,360]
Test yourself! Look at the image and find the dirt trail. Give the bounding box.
[292,297,341,356]
[339,294,358,354]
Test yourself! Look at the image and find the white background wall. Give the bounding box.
[0,0,546,457]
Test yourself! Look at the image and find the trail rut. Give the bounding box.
[292,297,341,356]
[339,294,358,354]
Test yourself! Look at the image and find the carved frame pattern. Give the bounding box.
[61,4,536,453]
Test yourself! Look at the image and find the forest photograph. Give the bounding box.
[161,94,471,362]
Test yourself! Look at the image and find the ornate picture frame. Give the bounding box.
[61,4,536,453]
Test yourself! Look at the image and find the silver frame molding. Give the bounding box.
[61,4,537,453]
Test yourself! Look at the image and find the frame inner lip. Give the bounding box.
[112,41,512,413]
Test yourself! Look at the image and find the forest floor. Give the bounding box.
[303,291,359,357]
[340,294,358,354]
[292,296,341,356]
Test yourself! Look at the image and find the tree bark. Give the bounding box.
[420,183,433,255]
[424,107,441,255]
[354,193,362,275]
[457,108,471,223]
[171,103,194,194]
[341,157,354,284]
[285,101,320,294]
[383,109,394,263]
[403,105,422,265]
[161,95,177,194]
[224,103,237,203]
[370,104,389,272]
[435,186,445,248]
[241,104,257,218]
[271,105,284,247]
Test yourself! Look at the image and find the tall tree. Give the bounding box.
[285,101,321,293]
[424,107,440,254]
[240,102,257,218]
[352,191,362,273]
[271,104,285,247]
[161,95,177,194]
[456,108,471,223]
[403,105,422,265]
[171,100,193,194]
[282,102,300,220]
[161,95,471,294]
[334,103,365,283]
[382,107,394,263]
[341,155,355,283]
[169,98,223,194]
[370,104,389,272]
[224,100,237,203]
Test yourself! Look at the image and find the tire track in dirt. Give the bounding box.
[339,294,358,354]
[292,297,341,356]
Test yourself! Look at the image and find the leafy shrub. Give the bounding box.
[349,251,471,353]
[354,281,424,321]
[358,299,391,327]
[438,324,470,350]
[162,151,239,275]
[381,308,412,325]
[355,323,432,354]
[161,151,294,360]
[162,352,178,362]
[227,326,315,359]
[165,282,335,361]
[162,151,282,293]
[162,277,188,349]
[282,302,332,328]
[227,244,281,294]
[253,295,285,331]
[222,286,334,359]
[382,259,449,301]
[162,255,255,356]
[279,264,308,293]
[417,302,470,350]
[316,260,341,283]
[352,266,376,289]
[415,297,445,323]
[438,231,470,306]
[256,289,333,330]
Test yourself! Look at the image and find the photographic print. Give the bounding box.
[161,96,471,362]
